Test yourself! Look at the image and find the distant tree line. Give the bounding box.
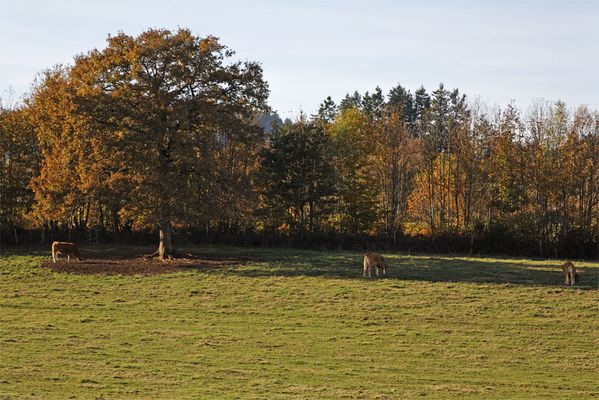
[1,28,599,259]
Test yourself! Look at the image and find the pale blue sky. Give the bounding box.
[1,0,598,116]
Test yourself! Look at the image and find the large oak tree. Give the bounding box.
[68,28,268,259]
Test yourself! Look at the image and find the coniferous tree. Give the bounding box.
[387,84,415,127]
[413,85,431,136]
[362,87,385,120]
[339,91,362,112]
[316,96,337,124]
[260,120,336,238]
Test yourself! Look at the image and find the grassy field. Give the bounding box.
[0,246,598,399]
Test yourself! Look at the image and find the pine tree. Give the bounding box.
[387,84,415,127]
[260,120,336,238]
[362,87,385,120]
[339,91,362,112]
[316,96,337,124]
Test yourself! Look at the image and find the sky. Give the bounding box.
[1,0,598,117]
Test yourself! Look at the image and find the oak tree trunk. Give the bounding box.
[157,220,173,261]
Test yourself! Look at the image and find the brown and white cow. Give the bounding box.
[363,253,387,277]
[561,261,578,286]
[51,241,82,263]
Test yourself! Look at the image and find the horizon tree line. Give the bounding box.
[1,27,598,259]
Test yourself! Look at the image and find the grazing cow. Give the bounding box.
[51,241,82,263]
[363,253,387,277]
[561,261,578,286]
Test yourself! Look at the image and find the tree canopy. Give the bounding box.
[1,27,599,259]
[26,28,269,259]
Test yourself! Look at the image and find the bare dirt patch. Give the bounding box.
[42,254,255,276]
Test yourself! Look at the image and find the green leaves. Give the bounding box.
[260,121,336,236]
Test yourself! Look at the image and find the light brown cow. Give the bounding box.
[52,241,82,263]
[561,261,578,286]
[363,253,387,277]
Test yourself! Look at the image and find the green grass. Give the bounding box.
[1,246,598,399]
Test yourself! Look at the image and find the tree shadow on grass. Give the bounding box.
[392,256,597,289]
[189,250,598,290]
[20,244,598,289]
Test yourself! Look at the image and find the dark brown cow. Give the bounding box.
[52,241,82,263]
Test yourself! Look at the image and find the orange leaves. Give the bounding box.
[26,27,268,235]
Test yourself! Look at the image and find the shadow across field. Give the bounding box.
[193,250,598,289]
[392,256,597,289]
[32,245,598,289]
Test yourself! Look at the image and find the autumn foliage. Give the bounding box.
[1,28,599,259]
